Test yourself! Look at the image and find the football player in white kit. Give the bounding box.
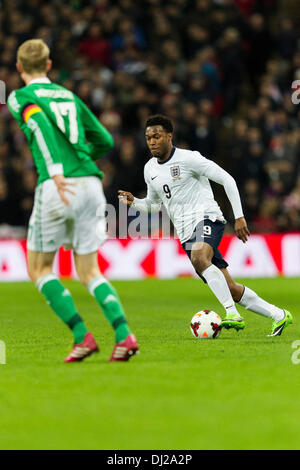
[119,115,292,336]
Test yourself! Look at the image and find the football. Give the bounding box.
[190,310,222,339]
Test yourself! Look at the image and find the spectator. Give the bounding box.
[0,0,299,235]
[78,23,112,67]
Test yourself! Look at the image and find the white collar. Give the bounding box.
[28,77,51,85]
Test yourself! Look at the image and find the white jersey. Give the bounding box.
[132,147,244,243]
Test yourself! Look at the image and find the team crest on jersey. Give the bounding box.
[170,165,181,181]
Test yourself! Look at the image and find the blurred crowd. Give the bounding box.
[0,0,299,236]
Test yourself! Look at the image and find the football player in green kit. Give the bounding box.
[8,39,139,362]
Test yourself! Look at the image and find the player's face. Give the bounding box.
[145,125,172,159]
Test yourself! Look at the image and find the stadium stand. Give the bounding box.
[0,0,299,236]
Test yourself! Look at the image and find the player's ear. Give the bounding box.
[46,60,52,72]
[16,62,22,73]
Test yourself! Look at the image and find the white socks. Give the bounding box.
[201,265,240,316]
[201,265,284,322]
[238,286,284,322]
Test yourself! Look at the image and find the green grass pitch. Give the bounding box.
[0,277,299,450]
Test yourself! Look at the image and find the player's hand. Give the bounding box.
[235,217,250,243]
[118,190,134,206]
[52,174,75,206]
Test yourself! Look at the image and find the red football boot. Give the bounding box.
[64,332,99,363]
[109,334,139,362]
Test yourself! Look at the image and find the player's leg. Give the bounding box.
[74,251,138,361]
[27,250,92,348]
[72,176,138,360]
[219,268,244,303]
[73,251,131,343]
[221,268,293,336]
[189,241,244,330]
[27,179,98,362]
[184,219,244,330]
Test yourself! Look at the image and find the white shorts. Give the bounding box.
[27,176,107,254]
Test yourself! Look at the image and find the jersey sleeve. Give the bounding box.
[132,164,162,213]
[190,151,244,219]
[7,92,64,177]
[76,96,114,160]
[7,91,23,126]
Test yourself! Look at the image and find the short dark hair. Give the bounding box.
[145,115,173,133]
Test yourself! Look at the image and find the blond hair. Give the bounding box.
[17,39,50,74]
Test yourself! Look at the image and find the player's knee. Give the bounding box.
[28,265,37,283]
[191,253,211,273]
[27,252,55,285]
[77,266,100,287]
[28,265,51,284]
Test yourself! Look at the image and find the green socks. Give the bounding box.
[36,274,131,345]
[37,274,88,344]
[88,276,131,343]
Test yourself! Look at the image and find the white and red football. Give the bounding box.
[190,310,222,339]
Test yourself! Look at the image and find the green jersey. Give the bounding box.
[7,78,113,185]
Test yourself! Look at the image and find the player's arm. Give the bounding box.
[7,97,74,205]
[118,167,162,213]
[76,96,114,160]
[191,151,250,243]
[118,188,162,213]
